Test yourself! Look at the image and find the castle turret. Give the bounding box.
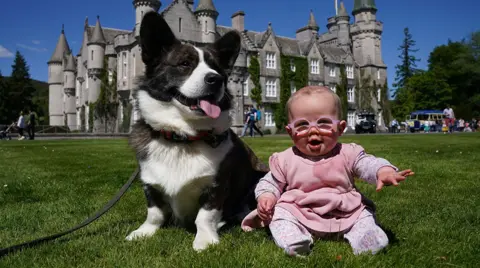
[195,0,218,43]
[296,10,319,41]
[133,0,161,38]
[352,0,377,23]
[63,53,77,129]
[187,0,194,11]
[336,1,351,50]
[47,24,70,126]
[87,16,106,132]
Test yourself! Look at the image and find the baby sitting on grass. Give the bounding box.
[242,86,414,257]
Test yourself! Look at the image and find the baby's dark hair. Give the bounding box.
[286,86,343,121]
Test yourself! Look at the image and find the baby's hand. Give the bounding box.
[257,193,277,222]
[376,167,414,192]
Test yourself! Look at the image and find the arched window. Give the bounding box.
[205,20,207,33]
[179,18,182,33]
[91,50,94,61]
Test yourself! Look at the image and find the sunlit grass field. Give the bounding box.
[1,133,479,267]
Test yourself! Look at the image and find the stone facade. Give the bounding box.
[47,0,387,133]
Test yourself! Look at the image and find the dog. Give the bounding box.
[127,11,269,252]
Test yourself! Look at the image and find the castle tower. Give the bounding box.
[133,0,161,38]
[195,0,218,43]
[47,25,70,126]
[63,52,77,130]
[351,0,385,81]
[296,10,319,41]
[187,0,194,11]
[87,16,106,132]
[336,1,351,51]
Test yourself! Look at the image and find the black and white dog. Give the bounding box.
[127,12,268,251]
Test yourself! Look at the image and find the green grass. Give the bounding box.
[1,134,479,267]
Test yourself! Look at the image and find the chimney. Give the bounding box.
[231,11,245,32]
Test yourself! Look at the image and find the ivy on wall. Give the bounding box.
[336,66,349,121]
[380,79,392,125]
[121,102,133,133]
[274,55,309,131]
[354,69,374,113]
[248,54,262,107]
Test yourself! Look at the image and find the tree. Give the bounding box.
[7,51,35,121]
[0,70,7,124]
[335,66,349,121]
[393,27,420,91]
[380,79,392,125]
[405,71,452,110]
[248,54,262,107]
[93,57,119,133]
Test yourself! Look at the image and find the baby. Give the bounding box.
[241,86,414,257]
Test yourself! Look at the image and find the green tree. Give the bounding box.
[93,57,119,133]
[248,54,262,107]
[393,27,420,91]
[0,70,7,124]
[405,71,452,110]
[7,51,36,121]
[335,66,349,121]
[380,79,392,125]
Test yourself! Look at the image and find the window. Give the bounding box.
[265,79,277,97]
[265,111,275,127]
[330,85,336,93]
[347,111,355,127]
[91,50,94,61]
[179,18,182,33]
[290,58,295,72]
[133,53,136,76]
[122,52,127,79]
[243,78,249,96]
[310,59,319,74]
[329,64,336,77]
[204,20,207,33]
[378,112,382,126]
[346,65,354,79]
[290,81,296,93]
[347,87,354,102]
[377,88,381,102]
[108,70,113,84]
[266,52,276,69]
[141,11,144,19]
[377,69,380,79]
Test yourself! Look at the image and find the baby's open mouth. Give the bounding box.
[308,139,322,146]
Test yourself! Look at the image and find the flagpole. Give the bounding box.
[335,0,338,15]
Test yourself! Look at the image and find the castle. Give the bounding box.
[47,0,387,133]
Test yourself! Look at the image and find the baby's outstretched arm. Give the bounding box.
[255,172,285,221]
[353,151,414,191]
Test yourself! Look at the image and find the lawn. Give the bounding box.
[0,133,479,267]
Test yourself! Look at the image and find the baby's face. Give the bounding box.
[286,93,346,157]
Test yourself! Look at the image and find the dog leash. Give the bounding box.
[0,167,140,258]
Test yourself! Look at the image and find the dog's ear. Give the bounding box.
[139,12,180,66]
[210,31,241,70]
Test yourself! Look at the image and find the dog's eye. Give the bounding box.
[180,61,190,67]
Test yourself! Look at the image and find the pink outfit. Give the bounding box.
[241,143,397,256]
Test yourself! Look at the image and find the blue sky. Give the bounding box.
[0,0,479,89]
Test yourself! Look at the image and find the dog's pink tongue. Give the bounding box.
[199,100,221,119]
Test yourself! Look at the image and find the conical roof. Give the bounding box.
[338,1,349,17]
[48,25,70,64]
[308,10,319,30]
[77,17,89,56]
[64,53,76,72]
[88,16,106,46]
[196,0,217,12]
[353,0,377,13]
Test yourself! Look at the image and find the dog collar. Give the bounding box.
[155,129,229,148]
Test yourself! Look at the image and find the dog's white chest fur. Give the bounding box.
[140,138,232,221]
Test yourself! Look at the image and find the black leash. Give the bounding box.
[0,167,140,258]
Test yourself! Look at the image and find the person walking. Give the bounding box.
[27,109,36,140]
[16,111,26,140]
[443,106,455,133]
[248,107,264,137]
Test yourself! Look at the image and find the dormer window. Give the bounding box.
[266,52,276,69]
[346,65,354,79]
[310,59,319,74]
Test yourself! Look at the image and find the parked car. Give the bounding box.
[355,112,377,134]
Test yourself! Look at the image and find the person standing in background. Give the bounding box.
[17,111,25,140]
[443,106,455,133]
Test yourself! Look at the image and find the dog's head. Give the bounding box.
[134,12,241,135]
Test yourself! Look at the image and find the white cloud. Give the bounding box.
[32,40,41,45]
[17,43,47,52]
[0,45,14,58]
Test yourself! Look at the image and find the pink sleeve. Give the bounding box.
[347,143,399,184]
[254,152,288,199]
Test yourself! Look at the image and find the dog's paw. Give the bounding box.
[125,224,158,241]
[192,231,219,252]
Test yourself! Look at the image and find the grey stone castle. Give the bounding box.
[47,0,387,133]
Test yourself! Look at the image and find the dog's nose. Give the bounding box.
[204,73,223,86]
